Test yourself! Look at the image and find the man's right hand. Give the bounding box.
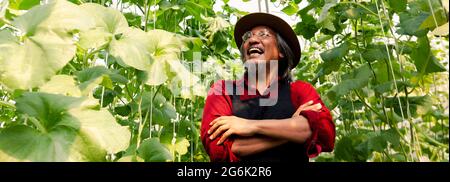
[292,100,322,117]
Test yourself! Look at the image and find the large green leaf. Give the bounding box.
[320,42,350,62]
[140,92,177,126]
[145,29,200,91]
[137,138,172,162]
[397,12,429,36]
[39,75,82,97]
[80,3,128,34]
[0,30,76,90]
[0,92,130,161]
[76,66,128,93]
[334,129,400,161]
[419,9,448,30]
[12,0,94,36]
[362,44,393,62]
[78,3,128,50]
[0,0,96,90]
[0,125,79,161]
[110,28,153,71]
[326,64,372,104]
[69,107,131,155]
[315,42,350,79]
[385,95,433,118]
[411,36,446,75]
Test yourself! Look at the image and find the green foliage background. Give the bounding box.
[0,0,448,162]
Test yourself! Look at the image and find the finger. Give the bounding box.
[217,130,234,145]
[210,116,223,126]
[293,100,314,116]
[210,124,229,140]
[302,103,322,112]
[208,119,225,134]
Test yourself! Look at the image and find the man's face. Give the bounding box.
[242,26,281,64]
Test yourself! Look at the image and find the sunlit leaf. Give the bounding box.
[0,92,130,161]
[0,30,76,90]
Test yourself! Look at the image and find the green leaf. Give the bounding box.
[373,80,411,94]
[343,7,365,19]
[210,30,228,54]
[371,60,402,84]
[39,75,82,97]
[419,9,448,30]
[76,66,128,93]
[334,131,371,161]
[9,0,40,10]
[0,29,76,90]
[0,0,98,90]
[317,0,337,31]
[145,29,199,89]
[78,28,112,50]
[15,92,82,130]
[0,125,79,161]
[385,95,433,118]
[80,3,128,35]
[0,92,130,161]
[164,137,190,156]
[326,64,372,102]
[110,27,153,71]
[294,13,319,39]
[123,12,142,28]
[69,107,131,155]
[12,0,94,36]
[140,92,176,126]
[137,138,172,162]
[183,1,205,23]
[411,36,446,75]
[281,2,299,16]
[320,42,350,62]
[78,3,129,50]
[362,44,393,62]
[387,0,407,13]
[397,12,429,36]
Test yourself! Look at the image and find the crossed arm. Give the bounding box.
[200,80,335,161]
[207,101,321,157]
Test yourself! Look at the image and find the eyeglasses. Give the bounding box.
[242,29,272,43]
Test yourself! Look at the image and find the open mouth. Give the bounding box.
[247,46,264,57]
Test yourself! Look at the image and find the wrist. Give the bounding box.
[247,119,260,135]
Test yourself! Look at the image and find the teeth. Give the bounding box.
[248,47,263,54]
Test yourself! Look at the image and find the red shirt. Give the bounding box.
[200,78,336,162]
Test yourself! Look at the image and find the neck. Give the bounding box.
[256,63,278,94]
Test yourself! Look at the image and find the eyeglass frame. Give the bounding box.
[241,29,274,43]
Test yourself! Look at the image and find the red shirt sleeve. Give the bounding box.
[290,80,336,158]
[201,80,240,162]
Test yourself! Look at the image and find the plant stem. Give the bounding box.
[0,100,15,108]
[29,117,47,133]
[100,86,105,107]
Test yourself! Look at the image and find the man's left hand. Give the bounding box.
[208,116,256,145]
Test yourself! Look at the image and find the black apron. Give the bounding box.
[228,78,309,162]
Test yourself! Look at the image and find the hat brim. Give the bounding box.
[234,13,301,69]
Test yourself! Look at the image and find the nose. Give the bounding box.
[247,35,261,46]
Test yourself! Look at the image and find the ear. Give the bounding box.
[279,52,284,58]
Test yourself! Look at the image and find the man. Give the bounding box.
[201,13,335,162]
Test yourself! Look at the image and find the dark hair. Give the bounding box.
[239,33,294,80]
